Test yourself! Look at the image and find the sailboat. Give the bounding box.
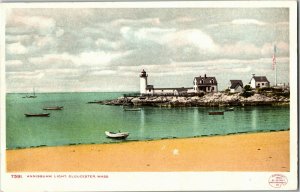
[22,88,37,98]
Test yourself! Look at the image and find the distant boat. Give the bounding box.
[23,88,37,98]
[123,107,141,111]
[24,113,50,117]
[43,106,63,110]
[225,107,234,111]
[208,111,224,115]
[105,131,129,139]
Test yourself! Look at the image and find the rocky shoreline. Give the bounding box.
[89,92,289,107]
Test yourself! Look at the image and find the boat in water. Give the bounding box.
[22,88,37,98]
[105,131,129,139]
[208,111,224,115]
[123,107,141,111]
[43,106,63,110]
[24,113,50,117]
[225,107,234,111]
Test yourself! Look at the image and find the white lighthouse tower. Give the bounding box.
[140,69,148,95]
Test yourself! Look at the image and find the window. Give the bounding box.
[212,87,214,91]
[262,83,264,86]
[207,87,210,91]
[258,83,260,86]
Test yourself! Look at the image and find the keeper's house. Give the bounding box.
[193,74,218,93]
[140,70,218,95]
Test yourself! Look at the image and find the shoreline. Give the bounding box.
[7,131,289,172]
[7,128,289,150]
[92,92,290,107]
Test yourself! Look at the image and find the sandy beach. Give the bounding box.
[6,131,289,172]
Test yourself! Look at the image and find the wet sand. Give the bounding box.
[6,131,289,172]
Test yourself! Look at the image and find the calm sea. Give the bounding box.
[6,92,289,149]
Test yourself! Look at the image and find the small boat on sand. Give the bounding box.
[123,108,141,111]
[43,106,63,110]
[25,113,50,117]
[105,131,129,139]
[208,111,224,115]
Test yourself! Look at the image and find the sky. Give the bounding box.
[5,8,290,93]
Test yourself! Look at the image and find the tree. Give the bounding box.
[240,85,254,98]
[244,85,251,92]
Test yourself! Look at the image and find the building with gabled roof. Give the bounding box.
[249,74,270,89]
[193,74,218,92]
[229,80,243,93]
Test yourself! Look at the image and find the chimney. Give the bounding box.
[204,74,207,79]
[252,74,255,77]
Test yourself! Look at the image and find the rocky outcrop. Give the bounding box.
[92,93,289,107]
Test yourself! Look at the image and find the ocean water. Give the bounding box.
[6,92,289,149]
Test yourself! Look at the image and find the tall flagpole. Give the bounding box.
[273,45,277,86]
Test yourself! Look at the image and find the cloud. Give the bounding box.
[164,29,217,52]
[5,8,290,92]
[111,18,161,27]
[6,42,28,54]
[6,15,56,35]
[6,59,23,67]
[55,28,64,37]
[95,38,122,50]
[32,35,55,48]
[231,19,266,26]
[6,34,31,43]
[28,50,132,70]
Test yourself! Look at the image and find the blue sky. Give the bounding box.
[5,8,290,92]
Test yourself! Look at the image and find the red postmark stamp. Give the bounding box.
[268,174,288,188]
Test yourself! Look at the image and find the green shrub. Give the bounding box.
[240,91,254,98]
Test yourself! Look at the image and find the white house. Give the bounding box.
[193,74,218,92]
[229,80,243,93]
[249,74,270,89]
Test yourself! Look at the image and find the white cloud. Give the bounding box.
[89,70,117,76]
[95,38,121,50]
[32,35,55,48]
[78,51,132,66]
[29,53,77,67]
[6,42,28,54]
[6,34,31,42]
[7,71,45,80]
[219,42,261,58]
[164,29,217,51]
[7,16,56,34]
[6,60,23,67]
[55,28,64,37]
[121,27,217,53]
[111,18,161,27]
[28,50,132,69]
[231,19,266,26]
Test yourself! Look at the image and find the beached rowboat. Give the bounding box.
[25,113,50,117]
[43,106,63,110]
[105,131,129,139]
